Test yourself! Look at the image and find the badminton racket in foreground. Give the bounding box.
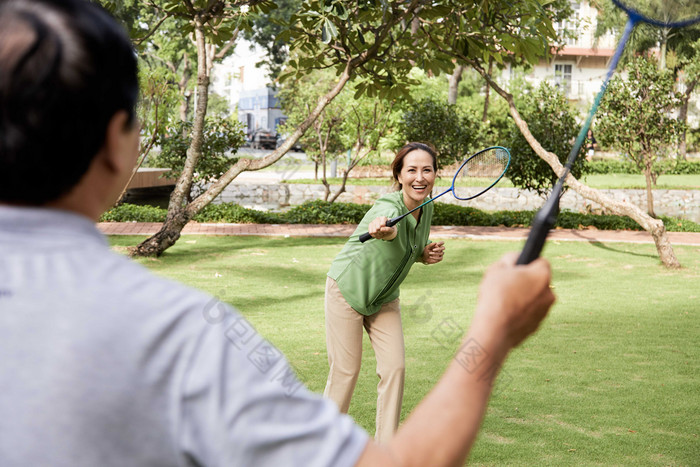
[517,0,700,265]
[359,146,511,243]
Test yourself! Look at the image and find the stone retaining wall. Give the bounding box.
[213,183,700,222]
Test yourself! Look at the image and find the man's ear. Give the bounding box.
[102,110,138,173]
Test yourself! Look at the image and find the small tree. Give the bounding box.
[330,88,396,202]
[398,97,481,168]
[506,82,586,196]
[148,117,246,201]
[597,56,684,217]
[277,68,345,182]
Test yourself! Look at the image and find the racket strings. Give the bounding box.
[452,148,509,200]
[616,0,700,26]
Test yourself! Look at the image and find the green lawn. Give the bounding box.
[287,174,700,190]
[110,236,700,466]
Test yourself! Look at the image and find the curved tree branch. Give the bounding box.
[467,60,680,268]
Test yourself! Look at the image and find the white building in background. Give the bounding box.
[210,39,283,136]
[502,1,618,106]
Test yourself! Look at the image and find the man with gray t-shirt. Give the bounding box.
[0,1,555,466]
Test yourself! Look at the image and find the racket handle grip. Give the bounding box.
[516,220,551,265]
[358,217,402,243]
[359,232,373,243]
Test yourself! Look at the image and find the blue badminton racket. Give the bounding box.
[359,146,511,243]
[517,0,700,264]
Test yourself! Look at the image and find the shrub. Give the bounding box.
[506,82,586,196]
[661,216,700,233]
[193,204,282,224]
[398,97,481,168]
[584,159,700,175]
[100,201,700,233]
[100,203,167,222]
[283,200,370,224]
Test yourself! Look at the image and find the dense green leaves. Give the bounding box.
[506,82,585,196]
[148,117,246,197]
[597,57,685,182]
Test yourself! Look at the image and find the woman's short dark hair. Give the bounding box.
[391,142,438,190]
[0,0,138,204]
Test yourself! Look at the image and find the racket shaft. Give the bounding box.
[517,184,561,264]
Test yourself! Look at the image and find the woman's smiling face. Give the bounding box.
[397,149,436,209]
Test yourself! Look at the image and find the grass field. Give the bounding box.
[110,235,700,466]
[286,174,700,190]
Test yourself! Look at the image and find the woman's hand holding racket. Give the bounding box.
[422,242,445,264]
[368,216,397,241]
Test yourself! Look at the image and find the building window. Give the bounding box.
[555,1,581,46]
[555,64,573,94]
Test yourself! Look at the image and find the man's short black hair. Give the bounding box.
[0,0,138,204]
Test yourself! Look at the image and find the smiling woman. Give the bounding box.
[323,142,446,443]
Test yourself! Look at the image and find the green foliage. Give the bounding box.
[283,200,369,224]
[335,83,398,164]
[101,202,700,232]
[597,57,685,186]
[584,159,641,174]
[432,204,534,227]
[280,0,568,101]
[398,97,482,168]
[148,117,246,196]
[192,204,281,224]
[277,68,346,163]
[506,82,585,196]
[206,92,234,120]
[243,0,301,79]
[100,204,167,222]
[669,160,700,174]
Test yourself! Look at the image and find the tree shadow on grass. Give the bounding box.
[230,291,321,313]
[110,235,345,258]
[586,240,658,260]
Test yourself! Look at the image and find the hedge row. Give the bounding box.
[584,159,700,175]
[101,201,700,233]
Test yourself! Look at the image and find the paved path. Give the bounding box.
[97,222,700,245]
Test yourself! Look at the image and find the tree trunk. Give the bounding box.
[475,66,681,268]
[448,64,464,105]
[321,149,330,201]
[134,21,210,257]
[179,52,191,123]
[644,167,655,217]
[678,77,697,160]
[482,58,493,122]
[329,174,349,203]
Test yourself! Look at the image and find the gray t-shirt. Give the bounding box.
[0,206,368,466]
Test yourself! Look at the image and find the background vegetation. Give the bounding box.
[101,200,700,233]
